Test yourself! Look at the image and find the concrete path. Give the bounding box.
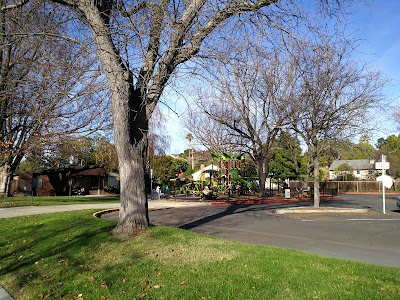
[0,200,210,219]
[0,288,13,300]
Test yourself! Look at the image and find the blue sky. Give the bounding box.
[349,1,400,90]
[165,0,400,154]
[348,0,400,141]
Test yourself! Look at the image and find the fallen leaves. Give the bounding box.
[143,280,151,290]
[104,281,115,288]
[41,274,54,282]
[58,259,68,266]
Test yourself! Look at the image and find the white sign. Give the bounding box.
[376,175,393,189]
[375,162,390,170]
[376,174,393,215]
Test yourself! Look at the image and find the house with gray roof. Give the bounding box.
[329,159,376,180]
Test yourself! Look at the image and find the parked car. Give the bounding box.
[397,197,400,209]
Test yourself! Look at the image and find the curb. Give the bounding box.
[210,196,338,206]
[92,204,201,218]
[0,286,14,300]
[93,197,341,217]
[275,207,369,214]
[93,208,119,218]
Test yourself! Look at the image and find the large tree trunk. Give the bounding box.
[81,4,151,234]
[111,84,150,235]
[313,155,320,208]
[256,159,268,197]
[0,153,25,197]
[301,157,313,191]
[113,138,150,234]
[0,166,8,197]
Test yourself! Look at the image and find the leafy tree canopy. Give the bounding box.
[17,136,119,173]
[324,139,377,163]
[336,163,352,172]
[376,134,400,178]
[152,155,188,181]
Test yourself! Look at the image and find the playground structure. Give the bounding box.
[172,153,259,199]
[230,168,259,193]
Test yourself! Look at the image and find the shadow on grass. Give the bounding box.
[0,213,131,292]
[0,224,117,275]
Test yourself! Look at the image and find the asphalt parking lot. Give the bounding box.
[144,194,400,267]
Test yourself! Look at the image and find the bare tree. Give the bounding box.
[288,41,387,207]
[0,2,109,196]
[2,0,348,234]
[187,48,300,196]
[393,105,400,130]
[183,108,239,154]
[47,0,293,235]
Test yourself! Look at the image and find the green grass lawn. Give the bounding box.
[0,211,399,300]
[0,195,120,207]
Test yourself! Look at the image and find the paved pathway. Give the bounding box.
[0,200,210,219]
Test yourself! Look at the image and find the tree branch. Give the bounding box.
[1,0,29,11]
[119,1,152,17]
[177,0,278,63]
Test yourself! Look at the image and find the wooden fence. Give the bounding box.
[289,180,400,193]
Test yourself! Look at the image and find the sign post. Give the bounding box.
[375,155,392,215]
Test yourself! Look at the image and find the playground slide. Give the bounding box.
[230,168,258,191]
